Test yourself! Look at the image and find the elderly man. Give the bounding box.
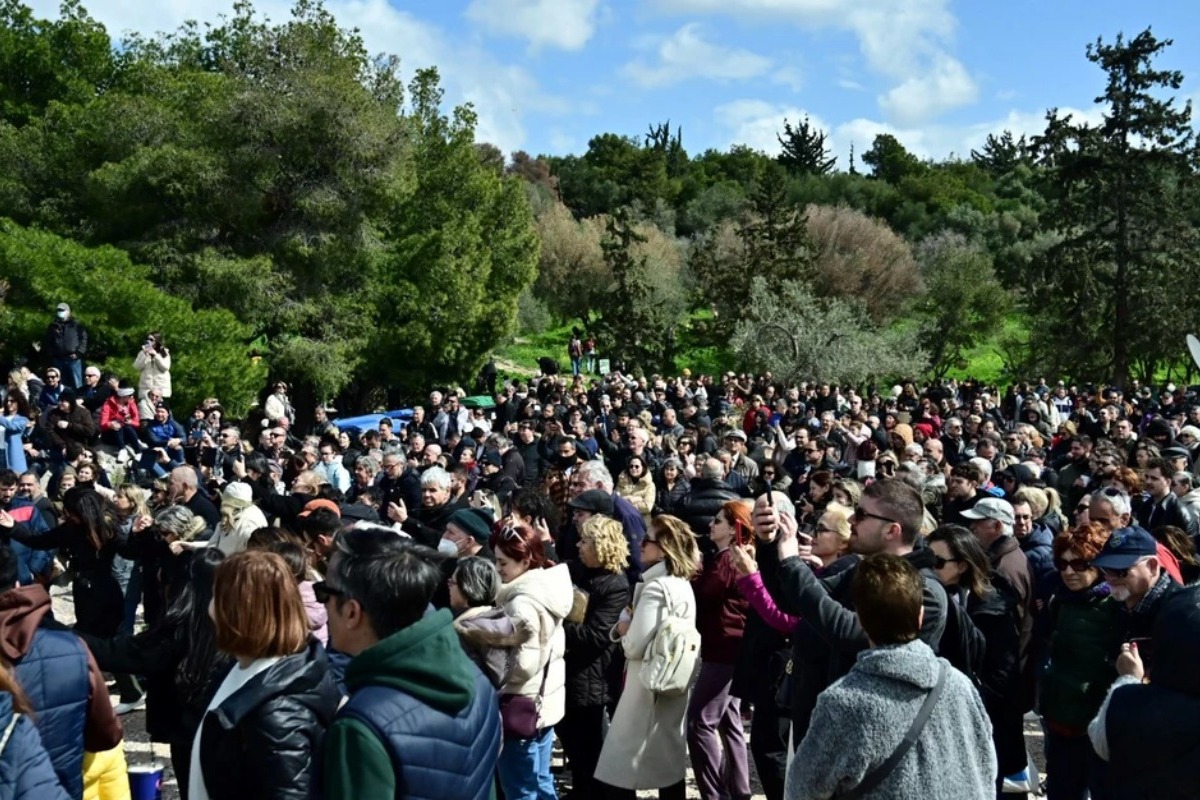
[1091,526,1179,673]
[962,497,1034,670]
[387,466,463,548]
[563,461,644,578]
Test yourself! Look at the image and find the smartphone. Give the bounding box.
[762,479,774,506]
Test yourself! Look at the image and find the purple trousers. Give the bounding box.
[687,661,750,800]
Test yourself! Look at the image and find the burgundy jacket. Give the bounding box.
[692,548,749,664]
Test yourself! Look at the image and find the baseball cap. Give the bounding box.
[724,429,747,441]
[568,489,614,517]
[1092,526,1158,571]
[960,497,1015,526]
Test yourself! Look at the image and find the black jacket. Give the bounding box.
[1136,493,1200,544]
[45,319,87,359]
[197,640,341,800]
[563,563,629,708]
[675,478,739,540]
[514,440,543,488]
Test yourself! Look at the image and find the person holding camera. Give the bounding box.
[134,332,172,402]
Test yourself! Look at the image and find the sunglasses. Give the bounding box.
[641,536,658,546]
[1100,564,1138,579]
[1055,558,1092,573]
[852,507,897,525]
[932,555,959,570]
[312,581,345,604]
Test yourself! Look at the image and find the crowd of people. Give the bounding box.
[0,304,1198,799]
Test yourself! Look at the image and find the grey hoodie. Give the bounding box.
[786,639,996,800]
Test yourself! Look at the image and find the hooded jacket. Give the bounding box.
[495,563,574,730]
[0,586,122,799]
[321,608,502,800]
[453,605,521,689]
[786,640,996,800]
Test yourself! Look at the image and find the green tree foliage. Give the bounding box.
[0,1,538,404]
[862,134,925,184]
[1031,29,1200,385]
[911,232,1011,378]
[0,219,263,413]
[971,130,1031,178]
[532,201,607,325]
[777,116,835,176]
[731,277,927,386]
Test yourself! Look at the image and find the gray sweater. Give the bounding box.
[786,640,996,800]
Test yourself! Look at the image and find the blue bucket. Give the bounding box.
[128,764,163,800]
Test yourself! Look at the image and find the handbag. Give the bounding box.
[499,659,551,739]
[835,662,947,800]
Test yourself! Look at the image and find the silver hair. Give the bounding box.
[1091,489,1132,519]
[453,556,500,607]
[356,455,380,475]
[575,460,614,493]
[155,505,199,537]
[700,456,724,481]
[1174,471,1196,491]
[420,466,451,490]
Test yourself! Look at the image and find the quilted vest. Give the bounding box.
[338,668,501,800]
[12,627,90,800]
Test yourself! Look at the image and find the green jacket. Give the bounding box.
[322,609,497,800]
[1039,584,1126,730]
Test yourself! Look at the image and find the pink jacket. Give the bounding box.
[299,580,328,645]
[735,571,799,635]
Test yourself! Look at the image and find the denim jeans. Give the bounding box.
[54,358,82,390]
[496,727,557,800]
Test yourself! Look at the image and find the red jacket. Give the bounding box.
[692,548,748,664]
[98,396,140,430]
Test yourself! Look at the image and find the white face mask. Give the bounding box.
[56,311,68,321]
[437,537,460,556]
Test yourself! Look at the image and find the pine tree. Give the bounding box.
[777,116,836,175]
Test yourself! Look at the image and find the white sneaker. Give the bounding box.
[116,448,130,464]
[115,697,146,715]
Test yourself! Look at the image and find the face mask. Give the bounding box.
[437,537,460,556]
[56,311,68,321]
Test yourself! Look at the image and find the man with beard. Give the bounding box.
[751,481,948,743]
[1056,436,1094,509]
[1092,526,1179,674]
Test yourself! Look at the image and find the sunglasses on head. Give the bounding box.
[1055,558,1091,573]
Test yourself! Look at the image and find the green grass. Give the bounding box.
[943,314,1027,385]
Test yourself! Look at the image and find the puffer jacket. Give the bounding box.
[43,405,95,450]
[563,562,629,708]
[197,640,341,800]
[692,548,748,665]
[615,472,656,522]
[1019,523,1057,602]
[675,478,738,540]
[0,691,71,800]
[133,349,171,399]
[495,563,574,730]
[453,605,521,688]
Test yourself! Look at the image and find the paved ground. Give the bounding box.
[55,585,1047,799]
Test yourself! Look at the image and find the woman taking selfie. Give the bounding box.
[134,332,172,401]
[595,515,700,800]
[192,550,339,800]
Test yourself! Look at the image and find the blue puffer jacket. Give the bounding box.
[0,691,70,800]
[320,609,501,800]
[0,499,54,586]
[10,620,90,799]
[1020,522,1057,602]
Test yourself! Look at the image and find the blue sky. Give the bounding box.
[28,0,1200,162]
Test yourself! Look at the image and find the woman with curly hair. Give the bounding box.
[1037,523,1127,800]
[560,516,631,799]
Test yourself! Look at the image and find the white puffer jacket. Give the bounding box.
[495,562,574,729]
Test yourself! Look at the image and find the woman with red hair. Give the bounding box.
[687,499,753,800]
[490,521,574,800]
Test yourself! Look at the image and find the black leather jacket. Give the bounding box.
[197,640,341,800]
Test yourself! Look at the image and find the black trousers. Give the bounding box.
[557,704,606,798]
[749,701,790,800]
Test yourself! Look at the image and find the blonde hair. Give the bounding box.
[821,501,853,547]
[1013,487,1048,519]
[580,516,629,574]
[647,515,701,579]
[115,484,151,518]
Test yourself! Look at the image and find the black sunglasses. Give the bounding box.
[932,555,959,570]
[1054,558,1092,573]
[312,581,345,604]
[853,507,898,525]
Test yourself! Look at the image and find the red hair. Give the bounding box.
[490,522,550,569]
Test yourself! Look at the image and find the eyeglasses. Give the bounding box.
[932,556,959,570]
[312,581,345,604]
[853,507,898,525]
[1100,563,1142,579]
[641,536,658,546]
[1055,558,1092,573]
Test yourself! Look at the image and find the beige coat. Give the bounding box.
[616,472,656,524]
[133,349,172,399]
[496,562,574,730]
[594,561,697,790]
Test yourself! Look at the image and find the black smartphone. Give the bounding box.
[762,479,774,506]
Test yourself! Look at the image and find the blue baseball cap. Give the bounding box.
[1092,526,1158,571]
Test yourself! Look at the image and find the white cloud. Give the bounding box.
[714,99,826,154]
[464,0,601,52]
[878,53,979,127]
[650,0,978,124]
[24,0,569,155]
[771,66,804,92]
[623,23,772,88]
